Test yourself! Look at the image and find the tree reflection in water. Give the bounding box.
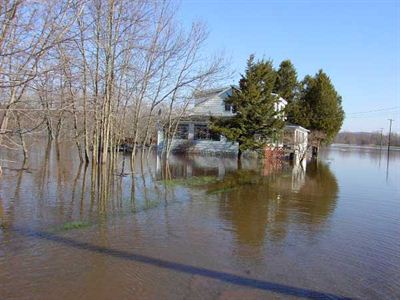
[1,140,338,245]
[215,159,338,249]
[1,141,398,300]
[153,154,339,252]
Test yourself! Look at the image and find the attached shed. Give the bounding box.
[283,125,310,163]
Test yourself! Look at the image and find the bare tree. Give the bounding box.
[0,0,229,176]
[0,0,79,171]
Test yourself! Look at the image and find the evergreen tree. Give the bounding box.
[291,70,345,145]
[211,55,285,159]
[274,59,298,102]
[274,60,299,122]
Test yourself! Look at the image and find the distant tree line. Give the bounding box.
[334,131,400,147]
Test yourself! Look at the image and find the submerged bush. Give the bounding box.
[163,176,220,187]
[0,222,9,230]
[61,221,91,231]
[206,186,238,194]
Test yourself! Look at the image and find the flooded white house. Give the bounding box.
[157,86,309,160]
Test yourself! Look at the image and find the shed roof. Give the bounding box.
[284,124,310,132]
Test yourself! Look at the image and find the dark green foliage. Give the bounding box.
[207,186,238,194]
[290,70,344,143]
[211,55,285,158]
[0,222,9,230]
[163,176,220,187]
[61,221,90,231]
[274,60,299,122]
[274,59,298,102]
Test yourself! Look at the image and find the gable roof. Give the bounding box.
[193,86,234,107]
[192,86,288,107]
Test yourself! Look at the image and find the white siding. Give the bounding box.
[168,139,239,154]
[157,121,238,155]
[190,89,234,117]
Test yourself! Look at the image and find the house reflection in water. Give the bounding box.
[156,155,259,180]
[156,155,338,253]
[291,160,307,192]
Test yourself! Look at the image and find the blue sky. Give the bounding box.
[179,0,400,133]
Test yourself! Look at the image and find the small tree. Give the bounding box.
[211,55,285,160]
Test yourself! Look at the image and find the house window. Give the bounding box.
[210,130,221,141]
[194,124,208,140]
[194,124,220,141]
[175,124,189,139]
[224,102,231,112]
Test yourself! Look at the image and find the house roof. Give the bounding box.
[193,86,288,106]
[285,124,310,132]
[193,86,231,98]
[193,86,234,107]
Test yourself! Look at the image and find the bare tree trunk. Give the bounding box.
[77,15,90,163]
[0,89,16,147]
[15,112,28,163]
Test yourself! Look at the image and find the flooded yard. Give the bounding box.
[0,142,399,299]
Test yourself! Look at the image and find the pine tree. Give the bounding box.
[274,60,299,123]
[291,70,345,146]
[211,55,285,160]
[274,59,298,102]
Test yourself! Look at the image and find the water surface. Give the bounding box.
[0,142,399,299]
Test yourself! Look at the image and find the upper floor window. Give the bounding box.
[224,102,231,112]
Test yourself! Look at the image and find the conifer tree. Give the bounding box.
[274,59,299,122]
[211,55,285,160]
[291,70,345,146]
[274,59,298,102]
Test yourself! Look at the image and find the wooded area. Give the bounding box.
[0,0,228,173]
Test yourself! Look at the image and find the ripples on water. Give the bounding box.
[0,141,399,299]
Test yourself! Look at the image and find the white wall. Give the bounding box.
[162,137,239,155]
[190,93,235,117]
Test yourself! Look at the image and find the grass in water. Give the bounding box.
[207,186,238,194]
[61,221,91,231]
[143,200,160,210]
[163,176,220,187]
[0,222,9,230]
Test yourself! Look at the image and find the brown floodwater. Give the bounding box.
[0,141,399,299]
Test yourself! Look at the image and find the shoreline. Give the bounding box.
[330,143,400,151]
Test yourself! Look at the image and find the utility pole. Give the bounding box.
[387,119,394,152]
